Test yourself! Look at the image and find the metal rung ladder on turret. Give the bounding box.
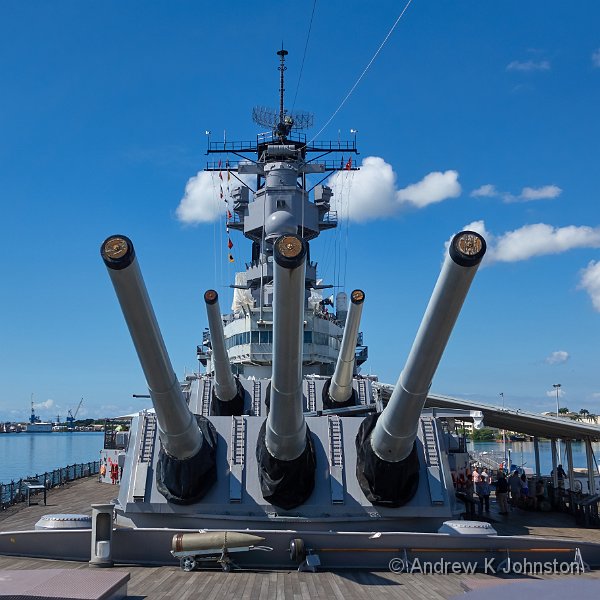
[252,380,261,416]
[328,415,345,504]
[132,412,156,501]
[139,413,156,463]
[201,379,211,417]
[421,417,445,505]
[307,380,317,412]
[357,379,368,405]
[229,416,246,503]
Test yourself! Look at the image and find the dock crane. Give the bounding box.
[66,398,83,431]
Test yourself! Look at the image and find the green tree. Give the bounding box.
[472,428,496,442]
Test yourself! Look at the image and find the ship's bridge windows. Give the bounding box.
[259,330,273,344]
[313,332,328,346]
[306,331,340,350]
[226,331,251,349]
[276,200,287,209]
[226,329,339,350]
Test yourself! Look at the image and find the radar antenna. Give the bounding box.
[252,48,314,140]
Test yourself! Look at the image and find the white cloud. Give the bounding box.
[175,169,254,224]
[462,219,493,242]
[461,221,600,264]
[176,171,225,224]
[470,184,498,198]
[493,224,600,262]
[397,170,461,208]
[518,185,562,201]
[545,351,570,365]
[470,183,561,203]
[592,48,600,68]
[545,387,565,398]
[579,261,600,312]
[330,157,461,222]
[33,399,54,410]
[507,59,551,72]
[330,156,398,222]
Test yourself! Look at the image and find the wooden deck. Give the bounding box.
[2,478,600,599]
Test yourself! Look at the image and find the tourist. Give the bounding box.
[495,472,509,514]
[520,474,529,499]
[478,473,491,514]
[535,479,546,509]
[473,467,481,485]
[464,474,476,517]
[509,470,521,505]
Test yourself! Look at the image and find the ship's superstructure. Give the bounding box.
[98,51,487,540]
[197,49,364,380]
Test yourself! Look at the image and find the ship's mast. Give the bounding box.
[277,48,288,138]
[200,50,367,377]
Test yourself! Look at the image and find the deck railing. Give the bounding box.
[0,461,100,510]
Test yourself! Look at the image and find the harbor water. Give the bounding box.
[0,431,104,484]
[468,439,600,474]
[1,431,598,486]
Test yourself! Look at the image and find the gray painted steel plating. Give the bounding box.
[370,231,486,462]
[204,291,238,402]
[101,236,202,460]
[266,235,308,461]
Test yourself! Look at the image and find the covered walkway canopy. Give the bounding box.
[421,393,600,441]
[373,384,600,440]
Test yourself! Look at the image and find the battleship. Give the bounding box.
[2,50,600,572]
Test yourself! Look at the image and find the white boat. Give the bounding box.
[25,422,53,433]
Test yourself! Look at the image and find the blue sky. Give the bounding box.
[1,1,599,422]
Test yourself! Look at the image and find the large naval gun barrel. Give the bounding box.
[256,234,316,509]
[357,231,486,507]
[204,290,245,415]
[324,289,365,408]
[101,235,217,504]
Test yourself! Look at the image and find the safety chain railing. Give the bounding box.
[0,461,100,510]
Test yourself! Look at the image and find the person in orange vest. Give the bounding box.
[99,463,106,483]
[110,462,119,485]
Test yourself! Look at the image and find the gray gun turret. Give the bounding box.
[204,290,245,415]
[101,235,217,504]
[324,289,365,408]
[256,234,316,509]
[356,231,486,506]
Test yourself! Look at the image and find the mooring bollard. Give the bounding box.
[89,503,114,567]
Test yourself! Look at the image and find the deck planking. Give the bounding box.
[1,556,600,599]
[2,477,600,598]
